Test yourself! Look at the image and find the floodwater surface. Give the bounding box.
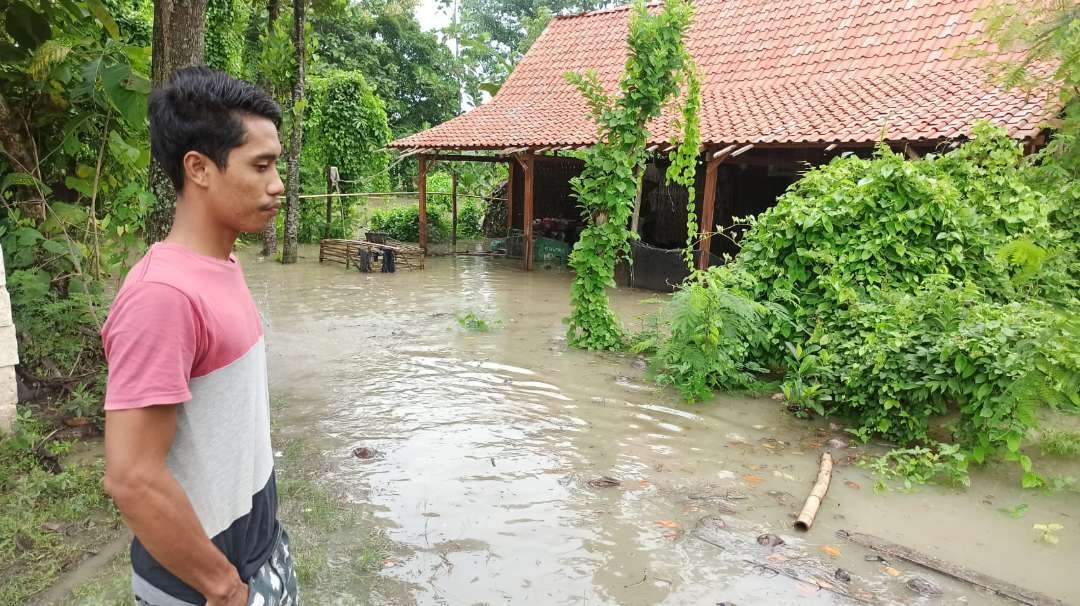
[245,245,1079,606]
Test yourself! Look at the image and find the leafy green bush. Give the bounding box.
[649,124,1079,485]
[369,204,448,243]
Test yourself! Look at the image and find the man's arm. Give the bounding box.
[104,406,248,606]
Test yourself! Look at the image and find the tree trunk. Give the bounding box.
[280,0,305,264]
[146,0,208,244]
[258,0,281,256]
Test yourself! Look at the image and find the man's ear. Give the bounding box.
[182,151,212,189]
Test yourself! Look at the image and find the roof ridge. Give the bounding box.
[554,1,661,21]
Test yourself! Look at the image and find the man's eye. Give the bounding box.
[256,164,269,172]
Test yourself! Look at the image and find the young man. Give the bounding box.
[102,67,295,606]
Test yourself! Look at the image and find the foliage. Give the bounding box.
[312,0,459,138]
[456,311,498,332]
[1033,523,1064,545]
[564,0,697,351]
[446,0,607,106]
[0,411,115,604]
[205,0,251,76]
[862,444,971,492]
[1039,429,1080,458]
[304,70,392,192]
[1,0,153,411]
[370,204,446,243]
[646,266,782,402]
[649,125,1080,486]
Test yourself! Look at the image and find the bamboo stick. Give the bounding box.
[794,452,832,531]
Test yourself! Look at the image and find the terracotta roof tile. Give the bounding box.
[391,0,1055,150]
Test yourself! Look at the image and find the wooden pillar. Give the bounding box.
[523,153,535,271]
[323,165,335,240]
[697,157,721,271]
[630,166,645,234]
[506,160,514,233]
[418,155,428,253]
[451,171,458,247]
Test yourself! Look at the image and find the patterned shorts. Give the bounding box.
[134,528,298,606]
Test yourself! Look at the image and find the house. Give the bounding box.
[389,0,1053,288]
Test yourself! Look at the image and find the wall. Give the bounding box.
[0,244,18,433]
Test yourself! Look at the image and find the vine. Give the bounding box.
[564,0,698,350]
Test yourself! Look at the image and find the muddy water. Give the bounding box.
[244,245,1078,606]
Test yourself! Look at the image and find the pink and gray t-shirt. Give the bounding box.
[102,242,278,605]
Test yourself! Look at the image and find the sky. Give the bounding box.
[416,0,453,32]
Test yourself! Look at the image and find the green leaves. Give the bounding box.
[101,62,150,127]
[566,0,697,351]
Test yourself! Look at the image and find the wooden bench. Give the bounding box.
[319,238,424,271]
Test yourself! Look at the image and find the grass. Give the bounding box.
[1039,429,1080,458]
[0,411,120,605]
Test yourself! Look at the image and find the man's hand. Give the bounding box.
[105,405,246,602]
[205,575,250,606]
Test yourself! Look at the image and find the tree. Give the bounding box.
[145,0,208,243]
[448,0,608,106]
[280,0,307,264]
[259,0,282,256]
[312,1,458,137]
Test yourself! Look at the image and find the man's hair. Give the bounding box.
[149,66,282,191]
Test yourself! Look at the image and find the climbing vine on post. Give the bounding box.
[667,66,702,269]
[564,0,699,350]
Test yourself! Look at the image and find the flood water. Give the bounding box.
[244,245,1078,606]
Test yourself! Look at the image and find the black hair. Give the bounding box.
[148,66,282,191]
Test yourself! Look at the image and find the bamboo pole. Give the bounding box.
[451,171,458,247]
[523,153,535,271]
[418,155,428,253]
[794,452,833,531]
[697,156,721,270]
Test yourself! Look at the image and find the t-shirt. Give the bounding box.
[102,242,278,606]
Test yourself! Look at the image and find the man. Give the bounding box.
[102,67,295,606]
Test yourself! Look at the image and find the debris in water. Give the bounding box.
[771,392,785,401]
[352,446,379,459]
[587,476,620,488]
[834,568,852,583]
[742,474,763,487]
[656,520,681,529]
[820,545,842,558]
[905,577,941,596]
[882,566,901,577]
[756,533,784,547]
[844,480,861,490]
[827,438,848,449]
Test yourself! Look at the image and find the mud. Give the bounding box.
[245,245,1078,605]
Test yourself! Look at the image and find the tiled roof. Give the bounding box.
[391,0,1052,150]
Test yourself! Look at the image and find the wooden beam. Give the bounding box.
[418,155,428,253]
[523,153,535,271]
[697,157,722,271]
[324,165,334,240]
[630,168,645,235]
[451,171,458,247]
[730,143,755,157]
[711,144,737,159]
[824,143,838,152]
[506,160,514,233]
[426,153,512,163]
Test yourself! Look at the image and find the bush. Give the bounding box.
[649,124,1079,485]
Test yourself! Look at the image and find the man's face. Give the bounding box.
[205,115,284,233]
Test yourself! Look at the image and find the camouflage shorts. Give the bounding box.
[134,528,298,606]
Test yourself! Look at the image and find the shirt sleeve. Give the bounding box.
[102,281,201,410]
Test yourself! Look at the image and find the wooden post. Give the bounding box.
[324,165,335,240]
[523,153,535,270]
[451,171,458,248]
[697,157,721,271]
[418,155,428,253]
[630,167,645,234]
[506,160,514,233]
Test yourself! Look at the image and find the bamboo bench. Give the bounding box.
[319,238,425,271]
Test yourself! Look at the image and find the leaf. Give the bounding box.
[101,62,148,126]
[85,0,120,39]
[4,2,51,52]
[844,480,861,490]
[820,545,841,558]
[882,566,900,577]
[655,520,680,528]
[998,503,1028,518]
[742,474,763,487]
